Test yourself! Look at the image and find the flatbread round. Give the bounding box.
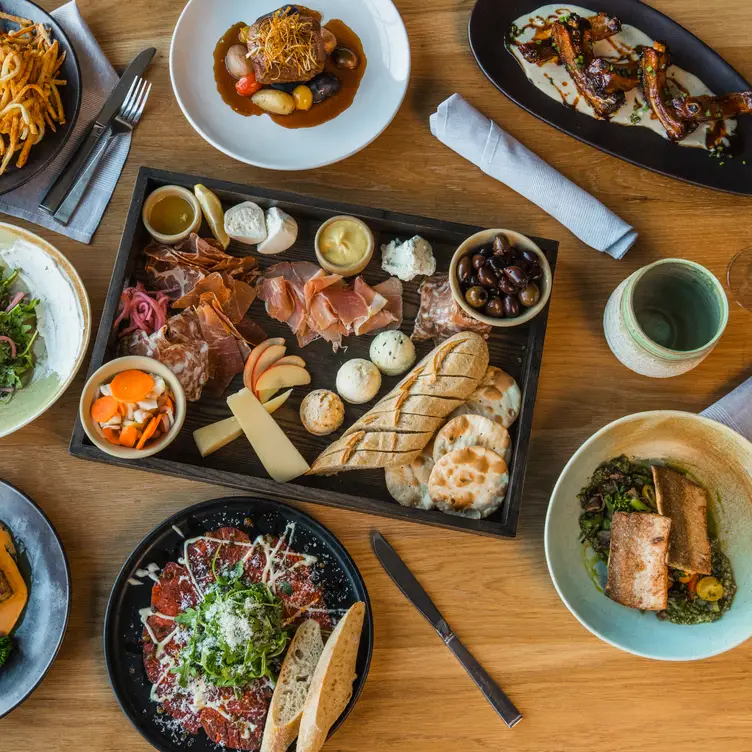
[449,366,521,428]
[427,446,508,519]
[432,414,512,464]
[385,445,435,510]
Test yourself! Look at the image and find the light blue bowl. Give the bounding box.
[545,411,752,661]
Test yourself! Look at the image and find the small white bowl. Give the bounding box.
[315,215,375,276]
[79,356,186,459]
[142,185,201,244]
[449,229,552,328]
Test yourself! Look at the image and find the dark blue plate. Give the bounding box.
[104,496,373,752]
[469,0,752,194]
[0,479,71,718]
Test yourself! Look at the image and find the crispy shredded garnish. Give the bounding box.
[0,17,66,174]
[248,9,320,80]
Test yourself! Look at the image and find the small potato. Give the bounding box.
[251,89,296,115]
[293,85,313,111]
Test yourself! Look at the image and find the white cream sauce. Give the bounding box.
[0,238,84,379]
[509,4,736,149]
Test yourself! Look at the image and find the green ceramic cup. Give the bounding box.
[604,259,729,378]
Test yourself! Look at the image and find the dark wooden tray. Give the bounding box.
[70,167,558,538]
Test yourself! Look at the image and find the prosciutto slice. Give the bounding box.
[256,262,404,350]
[412,274,491,343]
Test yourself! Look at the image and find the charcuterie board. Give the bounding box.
[70,167,558,538]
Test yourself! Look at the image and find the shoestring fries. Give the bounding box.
[0,11,67,175]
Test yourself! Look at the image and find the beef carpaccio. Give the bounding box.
[139,525,332,750]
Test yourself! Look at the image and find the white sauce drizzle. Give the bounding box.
[509,4,736,149]
[172,525,185,538]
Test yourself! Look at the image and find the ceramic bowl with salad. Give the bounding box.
[545,411,752,661]
[0,224,90,439]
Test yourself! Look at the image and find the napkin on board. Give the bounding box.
[430,94,638,260]
[701,376,752,442]
[0,1,131,244]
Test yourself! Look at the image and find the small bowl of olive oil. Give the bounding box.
[142,185,202,244]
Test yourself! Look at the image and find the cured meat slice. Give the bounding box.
[120,309,210,401]
[173,271,256,323]
[412,274,491,343]
[196,302,245,396]
[151,562,199,616]
[200,680,270,751]
[186,527,251,592]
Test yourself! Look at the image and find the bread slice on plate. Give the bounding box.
[309,332,488,475]
[298,602,366,752]
[652,465,711,574]
[605,511,671,611]
[260,620,324,752]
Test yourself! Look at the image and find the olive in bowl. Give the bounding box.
[449,229,552,327]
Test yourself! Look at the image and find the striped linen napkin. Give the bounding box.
[0,1,131,244]
[430,93,638,259]
[701,376,752,441]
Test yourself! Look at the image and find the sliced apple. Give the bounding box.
[258,387,280,404]
[243,337,286,391]
[252,344,287,390]
[274,355,306,369]
[255,364,311,394]
[262,388,293,414]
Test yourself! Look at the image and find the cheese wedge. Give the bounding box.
[194,390,293,457]
[228,388,309,482]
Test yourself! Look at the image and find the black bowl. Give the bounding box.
[104,496,373,752]
[0,0,82,195]
[0,479,71,719]
[469,0,752,195]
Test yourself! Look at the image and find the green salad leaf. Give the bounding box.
[0,635,12,667]
[0,268,39,404]
[173,552,289,689]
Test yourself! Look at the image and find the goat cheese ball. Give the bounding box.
[300,389,345,436]
[381,235,436,281]
[369,330,416,376]
[336,359,382,404]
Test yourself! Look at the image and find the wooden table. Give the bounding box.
[3,0,751,749]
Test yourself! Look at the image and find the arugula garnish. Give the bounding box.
[0,268,38,403]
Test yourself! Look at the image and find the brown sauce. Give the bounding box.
[213,16,366,129]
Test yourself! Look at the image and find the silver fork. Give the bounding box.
[54,76,152,225]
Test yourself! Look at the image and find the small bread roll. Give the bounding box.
[300,390,345,436]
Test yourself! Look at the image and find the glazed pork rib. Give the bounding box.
[587,58,640,94]
[640,42,695,141]
[673,91,752,122]
[551,15,624,117]
[516,12,621,64]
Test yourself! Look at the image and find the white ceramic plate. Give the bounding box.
[170,0,410,170]
[545,411,752,661]
[0,224,90,439]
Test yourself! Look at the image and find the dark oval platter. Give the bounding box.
[469,0,752,195]
[104,496,373,752]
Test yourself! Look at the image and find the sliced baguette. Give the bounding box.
[318,430,434,459]
[367,393,465,418]
[261,620,324,752]
[297,602,366,752]
[343,411,445,436]
[309,333,488,475]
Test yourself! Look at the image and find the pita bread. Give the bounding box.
[385,445,435,510]
[427,446,509,519]
[449,366,521,428]
[432,414,511,464]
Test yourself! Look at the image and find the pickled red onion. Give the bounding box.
[114,283,170,337]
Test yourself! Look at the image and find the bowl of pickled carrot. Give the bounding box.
[79,356,186,459]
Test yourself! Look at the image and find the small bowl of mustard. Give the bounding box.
[142,185,202,245]
[315,215,375,276]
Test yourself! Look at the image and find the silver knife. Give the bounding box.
[371,531,523,728]
[40,47,156,216]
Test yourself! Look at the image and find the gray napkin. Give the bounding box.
[0,0,130,244]
[430,94,638,259]
[701,376,752,441]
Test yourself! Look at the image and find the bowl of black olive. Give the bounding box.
[449,229,552,327]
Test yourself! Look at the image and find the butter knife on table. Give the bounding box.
[371,531,522,728]
[39,47,156,217]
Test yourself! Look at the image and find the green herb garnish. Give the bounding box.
[173,553,289,689]
[0,635,12,667]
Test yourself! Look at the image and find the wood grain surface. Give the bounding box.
[2,1,751,750]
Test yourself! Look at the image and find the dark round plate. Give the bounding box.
[104,496,374,752]
[0,479,71,719]
[0,0,82,195]
[469,0,752,195]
